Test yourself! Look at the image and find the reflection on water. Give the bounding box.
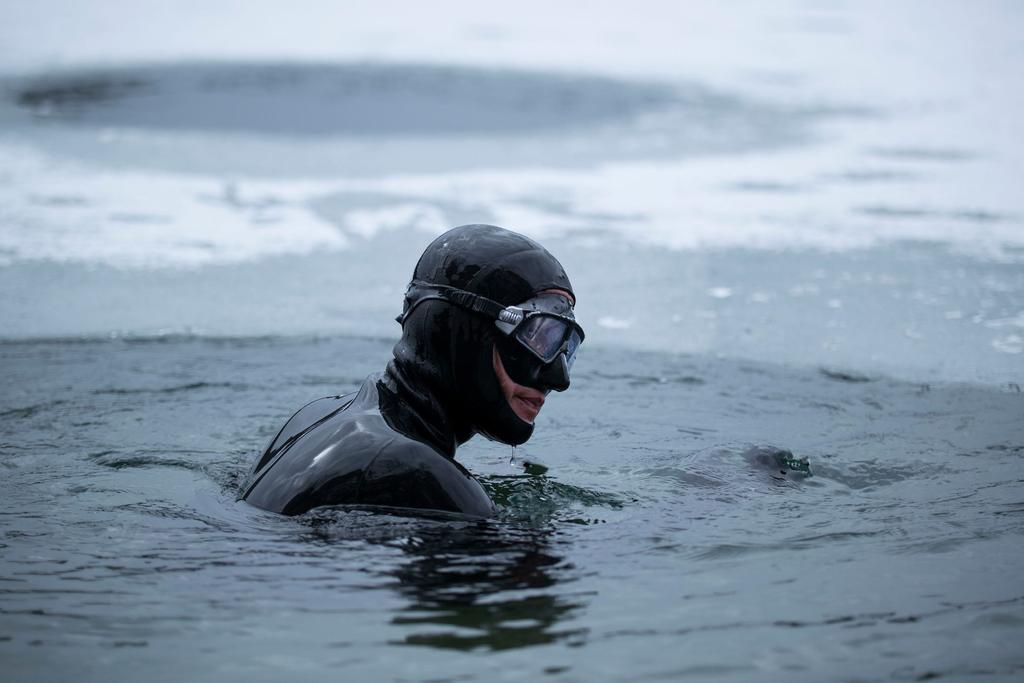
[387,525,584,651]
[300,507,586,652]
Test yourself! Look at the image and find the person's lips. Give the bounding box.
[513,392,545,422]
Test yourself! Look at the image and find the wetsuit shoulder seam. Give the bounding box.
[241,398,353,500]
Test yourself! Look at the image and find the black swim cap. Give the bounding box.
[388,224,575,447]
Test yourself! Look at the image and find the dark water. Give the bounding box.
[2,335,1022,681]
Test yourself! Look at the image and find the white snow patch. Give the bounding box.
[992,335,1023,354]
[597,317,634,330]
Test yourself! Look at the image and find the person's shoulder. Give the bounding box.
[250,394,354,473]
[363,436,456,477]
[363,440,496,517]
[243,376,494,517]
[279,394,355,442]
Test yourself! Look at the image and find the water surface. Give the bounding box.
[2,336,1022,681]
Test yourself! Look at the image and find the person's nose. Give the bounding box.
[538,353,570,392]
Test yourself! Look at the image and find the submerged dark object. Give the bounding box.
[742,445,812,479]
[242,224,577,516]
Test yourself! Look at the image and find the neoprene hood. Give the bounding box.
[382,224,576,448]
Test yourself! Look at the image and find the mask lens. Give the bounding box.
[516,315,569,363]
[565,329,582,370]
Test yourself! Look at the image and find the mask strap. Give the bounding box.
[397,282,507,325]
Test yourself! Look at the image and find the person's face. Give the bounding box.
[493,346,547,423]
[492,289,575,424]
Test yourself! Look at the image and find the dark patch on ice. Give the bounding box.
[727,180,805,193]
[28,194,91,207]
[824,168,921,183]
[868,147,976,162]
[857,205,1008,223]
[858,206,933,219]
[18,75,149,110]
[950,209,1007,223]
[2,62,828,174]
[108,212,172,225]
[11,62,676,136]
[509,196,646,224]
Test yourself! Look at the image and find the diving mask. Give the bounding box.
[398,282,584,372]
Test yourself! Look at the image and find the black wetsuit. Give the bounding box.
[241,374,495,516]
[241,224,575,517]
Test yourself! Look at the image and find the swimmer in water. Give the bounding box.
[241,224,584,516]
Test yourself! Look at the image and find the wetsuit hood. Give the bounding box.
[383,224,575,448]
